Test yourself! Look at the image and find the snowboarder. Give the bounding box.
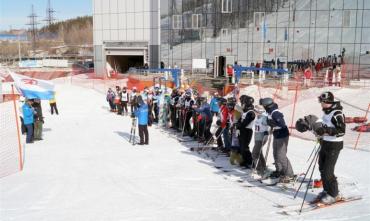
[134,95,149,145]
[260,97,294,182]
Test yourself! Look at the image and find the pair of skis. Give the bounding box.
[276,195,362,215]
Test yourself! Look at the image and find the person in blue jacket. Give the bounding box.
[134,95,149,145]
[209,92,220,116]
[22,99,35,143]
[260,97,294,182]
[194,96,213,142]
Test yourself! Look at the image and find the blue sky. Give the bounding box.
[0,0,92,31]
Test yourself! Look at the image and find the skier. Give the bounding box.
[193,96,212,143]
[251,105,270,175]
[214,97,227,148]
[237,95,255,168]
[183,91,195,136]
[49,91,59,115]
[209,92,220,116]
[32,99,44,141]
[130,87,138,114]
[121,87,129,115]
[134,95,149,145]
[260,97,294,182]
[106,88,115,111]
[312,92,345,204]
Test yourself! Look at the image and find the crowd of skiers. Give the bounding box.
[107,85,345,205]
[20,92,59,144]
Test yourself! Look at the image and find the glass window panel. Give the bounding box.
[110,0,118,13]
[317,0,330,10]
[110,14,118,30]
[328,28,341,43]
[341,28,356,43]
[344,0,358,9]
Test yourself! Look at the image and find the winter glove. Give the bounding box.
[315,126,326,136]
[235,129,240,136]
[295,118,309,133]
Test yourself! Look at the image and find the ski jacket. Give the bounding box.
[135,103,149,125]
[254,112,269,141]
[22,103,34,125]
[321,102,345,142]
[266,104,289,139]
[210,97,220,113]
[195,103,212,122]
[121,92,129,102]
[239,109,255,130]
[219,105,229,128]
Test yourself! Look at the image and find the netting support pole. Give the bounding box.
[354,103,370,150]
[11,85,23,171]
[290,84,299,134]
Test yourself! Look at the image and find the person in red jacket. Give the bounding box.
[304,66,313,87]
[227,64,233,84]
[215,98,230,150]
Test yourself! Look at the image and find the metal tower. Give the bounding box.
[44,0,56,26]
[26,4,39,51]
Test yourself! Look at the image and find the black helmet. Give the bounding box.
[218,97,227,105]
[318,91,334,104]
[240,95,254,106]
[185,91,191,98]
[137,95,144,105]
[259,97,274,107]
[227,97,236,109]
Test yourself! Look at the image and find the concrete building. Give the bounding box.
[93,0,160,74]
[93,0,370,77]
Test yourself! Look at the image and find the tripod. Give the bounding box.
[129,117,137,145]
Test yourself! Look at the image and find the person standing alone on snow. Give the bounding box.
[315,92,346,205]
[49,92,59,115]
[134,95,149,145]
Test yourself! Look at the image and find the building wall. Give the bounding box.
[93,0,157,74]
[160,0,370,73]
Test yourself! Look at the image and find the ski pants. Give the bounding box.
[108,100,115,111]
[184,111,192,135]
[222,125,231,149]
[25,124,34,143]
[154,103,159,122]
[121,101,128,114]
[138,125,149,144]
[34,120,43,140]
[50,103,59,115]
[239,128,253,166]
[319,140,343,197]
[215,127,224,147]
[252,135,268,174]
[272,136,294,177]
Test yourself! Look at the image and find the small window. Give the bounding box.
[222,0,232,13]
[192,14,202,29]
[343,10,351,27]
[254,12,265,28]
[221,28,231,37]
[173,15,182,29]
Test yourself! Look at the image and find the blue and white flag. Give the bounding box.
[10,71,55,100]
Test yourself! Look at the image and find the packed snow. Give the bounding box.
[1,81,370,221]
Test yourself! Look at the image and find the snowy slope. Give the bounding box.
[1,81,370,221]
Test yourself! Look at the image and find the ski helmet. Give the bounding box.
[259,97,274,107]
[318,91,334,104]
[218,97,227,105]
[227,97,236,109]
[241,95,254,106]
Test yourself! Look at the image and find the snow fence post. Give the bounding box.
[354,103,370,150]
[11,84,23,171]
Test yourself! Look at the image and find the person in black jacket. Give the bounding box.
[260,97,294,182]
[32,99,44,141]
[315,92,345,204]
[237,95,255,168]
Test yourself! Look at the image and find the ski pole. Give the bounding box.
[264,128,273,165]
[299,146,320,214]
[252,134,269,176]
[307,140,319,163]
[294,145,321,199]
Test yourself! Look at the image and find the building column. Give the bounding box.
[149,0,160,69]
